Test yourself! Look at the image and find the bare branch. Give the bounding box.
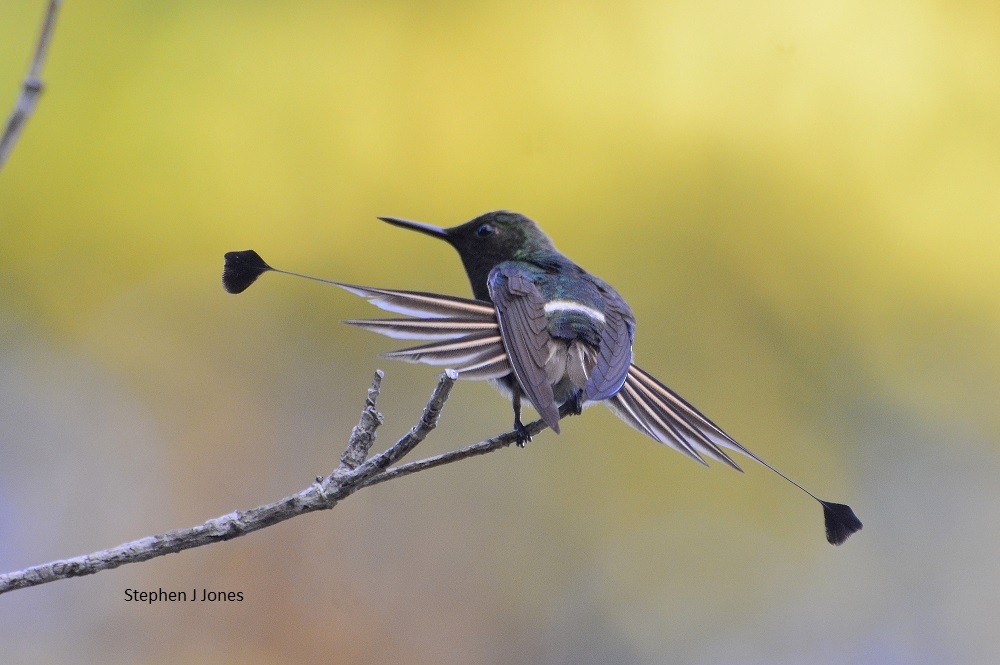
[0,0,62,172]
[0,370,559,596]
[362,401,575,489]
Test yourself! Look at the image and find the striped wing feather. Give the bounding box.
[333,283,495,319]
[342,317,497,340]
[337,285,508,379]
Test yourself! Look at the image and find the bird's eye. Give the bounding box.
[475,223,496,238]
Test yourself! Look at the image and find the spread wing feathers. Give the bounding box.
[606,364,746,470]
[342,323,511,383]
[333,282,496,319]
[488,268,562,432]
[343,317,498,340]
[381,331,504,366]
[584,304,634,402]
[450,351,513,380]
[337,285,510,380]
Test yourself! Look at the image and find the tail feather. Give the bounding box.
[626,364,795,471]
[344,312,511,380]
[334,284,496,319]
[343,317,499,340]
[618,381,709,465]
[381,332,505,366]
[453,352,513,380]
[624,366,743,470]
[607,392,660,441]
[605,364,751,470]
[627,364,736,445]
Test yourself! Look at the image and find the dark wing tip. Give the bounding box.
[821,501,863,545]
[223,249,272,294]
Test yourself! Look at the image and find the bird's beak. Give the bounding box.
[378,216,450,240]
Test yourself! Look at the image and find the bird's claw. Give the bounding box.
[514,420,532,447]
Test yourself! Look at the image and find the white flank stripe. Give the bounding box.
[543,299,606,324]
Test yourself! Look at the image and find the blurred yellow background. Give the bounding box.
[2,1,998,663]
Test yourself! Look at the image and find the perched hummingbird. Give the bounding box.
[223,210,862,545]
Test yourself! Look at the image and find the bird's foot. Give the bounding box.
[567,390,585,416]
[514,418,532,447]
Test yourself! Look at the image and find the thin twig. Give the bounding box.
[0,0,62,172]
[338,370,385,471]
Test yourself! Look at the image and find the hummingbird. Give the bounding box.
[222,210,862,545]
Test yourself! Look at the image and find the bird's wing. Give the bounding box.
[584,290,634,402]
[605,363,745,469]
[488,264,562,432]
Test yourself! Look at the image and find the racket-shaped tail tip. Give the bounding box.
[821,500,863,545]
[223,249,273,294]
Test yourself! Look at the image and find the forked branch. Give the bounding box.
[0,370,562,596]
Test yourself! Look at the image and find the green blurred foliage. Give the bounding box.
[1,1,998,663]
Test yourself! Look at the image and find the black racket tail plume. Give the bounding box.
[821,501,864,546]
[223,249,355,295]
[222,249,273,293]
